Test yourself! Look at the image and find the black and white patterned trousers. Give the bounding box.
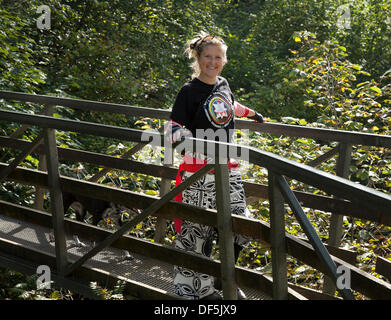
[173,168,252,299]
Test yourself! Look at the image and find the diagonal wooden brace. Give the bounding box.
[0,131,45,182]
[64,163,215,276]
[276,174,355,300]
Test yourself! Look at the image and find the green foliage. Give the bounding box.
[2,0,224,108]
[0,7,46,92]
[89,280,127,300]
[0,267,75,300]
[286,32,390,132]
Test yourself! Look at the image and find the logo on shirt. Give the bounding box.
[203,92,233,128]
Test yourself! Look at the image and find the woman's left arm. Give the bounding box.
[233,101,265,123]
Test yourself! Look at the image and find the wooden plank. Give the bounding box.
[33,153,47,211]
[0,136,380,224]
[0,110,150,144]
[88,126,165,183]
[9,104,52,139]
[242,181,391,225]
[0,195,357,267]
[0,164,374,270]
[375,256,391,281]
[328,142,353,247]
[268,170,288,299]
[153,177,171,243]
[0,165,374,275]
[0,200,222,277]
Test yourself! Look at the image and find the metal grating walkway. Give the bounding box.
[0,213,271,300]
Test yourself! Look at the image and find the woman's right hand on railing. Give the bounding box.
[165,120,192,144]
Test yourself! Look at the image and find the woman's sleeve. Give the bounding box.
[224,78,250,118]
[166,86,190,143]
[170,86,191,128]
[233,101,250,117]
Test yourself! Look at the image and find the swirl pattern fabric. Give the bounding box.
[173,169,252,299]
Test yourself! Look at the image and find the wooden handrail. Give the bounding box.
[0,90,170,120]
[1,90,391,147]
[0,110,390,219]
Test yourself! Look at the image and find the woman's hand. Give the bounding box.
[170,128,192,144]
[248,112,265,123]
[165,120,192,144]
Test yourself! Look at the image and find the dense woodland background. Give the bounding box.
[0,0,391,299]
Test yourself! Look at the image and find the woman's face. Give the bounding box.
[197,44,226,84]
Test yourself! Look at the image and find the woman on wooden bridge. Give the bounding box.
[165,32,265,300]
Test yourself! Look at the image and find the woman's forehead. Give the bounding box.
[200,44,226,56]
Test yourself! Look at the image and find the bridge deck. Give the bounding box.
[0,213,271,300]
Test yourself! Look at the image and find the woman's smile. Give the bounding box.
[197,44,226,84]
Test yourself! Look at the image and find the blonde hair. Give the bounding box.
[185,32,228,78]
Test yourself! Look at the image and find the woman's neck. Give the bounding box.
[197,74,217,85]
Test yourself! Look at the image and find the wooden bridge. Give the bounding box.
[0,90,391,300]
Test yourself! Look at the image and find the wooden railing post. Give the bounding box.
[153,144,173,243]
[323,142,352,295]
[44,122,68,275]
[215,162,237,300]
[153,178,171,243]
[34,105,54,211]
[268,170,288,299]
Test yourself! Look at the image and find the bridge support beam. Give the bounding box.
[323,142,352,295]
[268,170,288,300]
[154,144,173,243]
[215,163,237,300]
[34,105,54,211]
[44,123,68,275]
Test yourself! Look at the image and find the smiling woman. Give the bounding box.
[165,32,266,300]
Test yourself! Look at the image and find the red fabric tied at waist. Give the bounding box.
[173,155,239,234]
